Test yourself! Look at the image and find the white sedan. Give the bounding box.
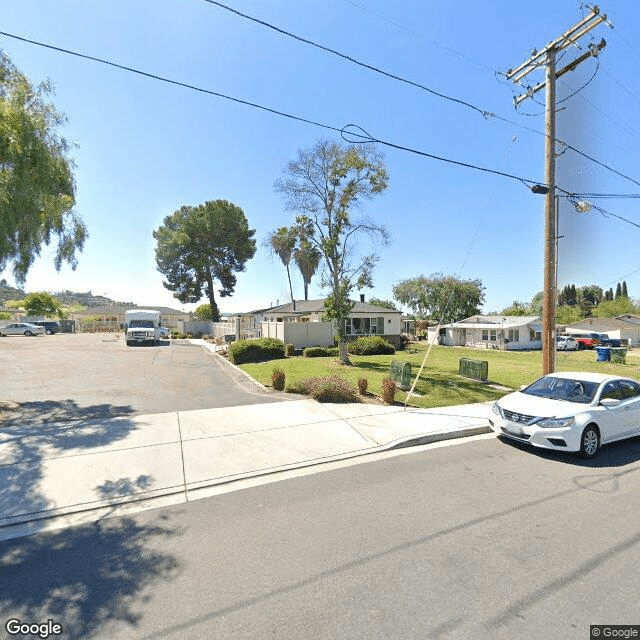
[556,336,578,351]
[489,372,640,458]
[0,322,45,337]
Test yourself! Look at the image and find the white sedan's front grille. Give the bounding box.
[502,409,538,425]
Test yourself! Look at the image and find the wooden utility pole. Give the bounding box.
[505,6,608,375]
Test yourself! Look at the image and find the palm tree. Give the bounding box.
[269,226,297,303]
[294,239,322,300]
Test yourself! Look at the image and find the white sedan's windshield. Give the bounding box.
[523,377,598,404]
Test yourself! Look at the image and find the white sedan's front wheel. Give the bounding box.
[580,425,600,458]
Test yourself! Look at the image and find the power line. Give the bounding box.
[199,0,494,118]
[600,64,640,108]
[4,27,640,231]
[337,0,495,73]
[0,30,544,188]
[201,1,640,190]
[0,30,342,134]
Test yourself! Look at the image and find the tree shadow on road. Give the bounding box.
[0,513,181,639]
[0,400,140,529]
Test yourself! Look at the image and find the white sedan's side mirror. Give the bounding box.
[600,398,620,407]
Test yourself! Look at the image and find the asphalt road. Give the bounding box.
[0,332,289,415]
[2,434,640,640]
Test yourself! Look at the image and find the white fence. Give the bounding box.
[261,321,336,348]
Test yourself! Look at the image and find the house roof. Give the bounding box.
[70,305,189,316]
[244,299,401,315]
[565,317,640,332]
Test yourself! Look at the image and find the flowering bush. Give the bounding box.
[286,375,357,403]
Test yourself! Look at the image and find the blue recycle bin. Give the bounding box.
[596,346,611,362]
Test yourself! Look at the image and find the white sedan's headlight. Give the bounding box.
[537,417,575,429]
[491,402,503,418]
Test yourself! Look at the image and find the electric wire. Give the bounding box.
[599,64,640,108]
[199,1,640,189]
[199,0,494,119]
[337,0,495,73]
[0,30,545,190]
[2,29,639,233]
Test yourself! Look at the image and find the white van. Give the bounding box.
[124,310,161,346]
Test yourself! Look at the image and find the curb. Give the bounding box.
[0,422,492,537]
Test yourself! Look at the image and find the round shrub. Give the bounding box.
[286,343,295,357]
[357,377,368,395]
[382,378,396,405]
[272,367,286,391]
[303,346,340,358]
[347,336,395,356]
[228,337,286,365]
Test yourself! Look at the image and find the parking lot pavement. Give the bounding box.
[0,332,290,415]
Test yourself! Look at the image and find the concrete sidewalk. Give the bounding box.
[0,397,492,541]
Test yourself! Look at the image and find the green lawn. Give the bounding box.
[238,343,640,409]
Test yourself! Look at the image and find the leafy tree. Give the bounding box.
[275,139,389,365]
[368,298,398,310]
[615,282,622,299]
[0,311,10,320]
[194,303,213,321]
[580,284,603,306]
[529,291,544,315]
[293,238,321,301]
[593,297,639,318]
[501,300,530,316]
[267,226,297,303]
[622,281,629,298]
[0,52,87,284]
[392,273,485,323]
[555,305,584,325]
[22,291,62,317]
[154,200,256,323]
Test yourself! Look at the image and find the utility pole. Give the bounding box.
[505,6,607,375]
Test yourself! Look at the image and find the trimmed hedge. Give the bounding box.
[285,375,357,403]
[303,346,340,358]
[347,336,395,356]
[228,337,286,365]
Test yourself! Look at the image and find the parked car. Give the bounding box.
[159,326,171,339]
[556,335,578,351]
[0,322,45,337]
[31,321,62,335]
[598,333,622,347]
[570,333,600,349]
[490,372,640,458]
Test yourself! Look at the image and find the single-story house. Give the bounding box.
[563,316,640,346]
[68,305,192,330]
[224,297,403,347]
[427,315,543,350]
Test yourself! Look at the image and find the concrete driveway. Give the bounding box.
[0,332,289,415]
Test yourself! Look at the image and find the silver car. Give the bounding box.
[0,322,45,337]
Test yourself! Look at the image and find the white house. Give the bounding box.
[225,297,403,348]
[427,315,543,350]
[564,316,640,346]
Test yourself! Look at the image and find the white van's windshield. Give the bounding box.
[129,320,155,328]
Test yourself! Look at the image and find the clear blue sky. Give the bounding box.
[2,0,639,314]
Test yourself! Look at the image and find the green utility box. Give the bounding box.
[459,358,489,381]
[610,347,628,364]
[389,360,412,390]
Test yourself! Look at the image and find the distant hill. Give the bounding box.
[0,281,134,308]
[0,280,26,304]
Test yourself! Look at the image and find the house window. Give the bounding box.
[530,330,541,341]
[508,329,519,342]
[345,317,385,335]
[482,329,497,341]
[482,330,488,341]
